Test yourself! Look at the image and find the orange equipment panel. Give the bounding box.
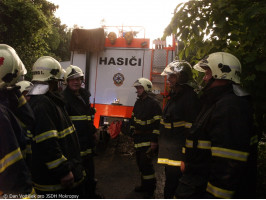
[93,104,133,128]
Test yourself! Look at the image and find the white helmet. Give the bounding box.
[16,80,33,93]
[0,44,27,89]
[133,78,152,92]
[64,65,84,82]
[193,52,241,84]
[32,56,62,82]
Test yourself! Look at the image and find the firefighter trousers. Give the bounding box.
[164,165,182,199]
[82,155,97,198]
[136,150,156,193]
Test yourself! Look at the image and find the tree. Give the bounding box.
[164,0,266,196]
[47,17,72,62]
[163,0,266,138]
[0,0,71,79]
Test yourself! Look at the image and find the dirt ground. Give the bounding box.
[94,134,165,199]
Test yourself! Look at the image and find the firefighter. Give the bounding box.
[62,65,100,198]
[28,56,86,196]
[158,60,201,199]
[130,78,162,198]
[176,52,258,198]
[0,44,34,197]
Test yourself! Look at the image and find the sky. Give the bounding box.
[48,0,188,42]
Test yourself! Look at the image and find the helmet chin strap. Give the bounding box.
[202,77,215,91]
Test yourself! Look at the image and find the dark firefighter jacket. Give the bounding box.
[62,87,96,158]
[29,91,85,192]
[130,94,162,151]
[0,88,34,168]
[0,100,33,195]
[181,84,258,198]
[158,84,200,167]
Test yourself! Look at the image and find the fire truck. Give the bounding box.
[61,26,176,131]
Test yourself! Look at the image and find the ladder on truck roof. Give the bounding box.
[150,38,176,109]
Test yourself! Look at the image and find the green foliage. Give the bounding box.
[164,0,266,137]
[47,17,72,62]
[0,0,71,80]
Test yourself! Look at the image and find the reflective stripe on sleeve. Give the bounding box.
[160,120,192,129]
[18,95,27,108]
[26,130,33,139]
[69,115,92,121]
[34,130,58,143]
[45,155,67,170]
[33,173,85,191]
[185,139,193,148]
[0,148,23,173]
[142,174,155,180]
[35,126,75,143]
[211,146,249,162]
[153,115,161,120]
[134,117,155,126]
[184,122,192,128]
[157,158,181,166]
[80,149,92,157]
[58,126,75,138]
[152,129,160,134]
[206,182,234,199]
[134,142,151,148]
[197,140,211,149]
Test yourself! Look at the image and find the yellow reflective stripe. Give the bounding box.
[211,147,249,162]
[69,115,92,121]
[250,135,258,145]
[152,129,160,134]
[153,115,161,120]
[160,120,192,129]
[80,149,92,157]
[18,95,27,108]
[58,126,75,138]
[45,155,67,170]
[185,139,193,148]
[134,117,156,126]
[160,120,171,128]
[206,182,234,199]
[197,140,211,149]
[157,158,181,166]
[184,122,192,128]
[134,142,151,148]
[0,148,23,173]
[26,130,33,138]
[130,125,135,129]
[34,130,58,143]
[22,188,36,199]
[142,174,155,180]
[34,172,85,191]
[182,147,186,154]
